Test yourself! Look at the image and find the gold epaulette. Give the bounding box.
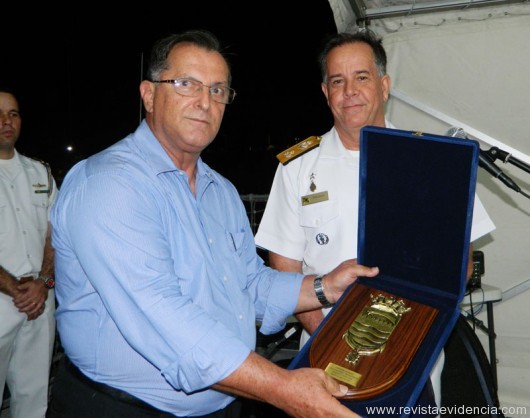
[276,136,322,165]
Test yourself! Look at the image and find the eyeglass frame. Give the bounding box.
[153,77,236,104]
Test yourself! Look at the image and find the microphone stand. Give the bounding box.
[486,147,530,175]
[485,147,530,199]
[461,308,491,336]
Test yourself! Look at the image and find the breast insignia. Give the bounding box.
[25,155,54,197]
[276,136,322,165]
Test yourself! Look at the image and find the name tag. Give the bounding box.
[301,191,329,206]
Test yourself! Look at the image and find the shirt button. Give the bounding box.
[208,238,213,245]
[239,314,243,320]
[223,276,228,283]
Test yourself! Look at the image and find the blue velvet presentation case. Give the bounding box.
[288,126,480,417]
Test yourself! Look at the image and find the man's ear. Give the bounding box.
[382,74,391,102]
[140,81,155,114]
[321,82,330,104]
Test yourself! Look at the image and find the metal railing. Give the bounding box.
[240,194,269,234]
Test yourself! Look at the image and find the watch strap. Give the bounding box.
[38,274,55,289]
[314,275,333,308]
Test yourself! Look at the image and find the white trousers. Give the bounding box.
[0,291,55,418]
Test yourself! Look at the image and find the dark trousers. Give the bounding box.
[47,356,242,418]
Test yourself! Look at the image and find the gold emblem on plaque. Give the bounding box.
[343,294,411,366]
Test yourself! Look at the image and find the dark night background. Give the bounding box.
[2,1,337,194]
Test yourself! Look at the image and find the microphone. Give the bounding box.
[446,127,521,193]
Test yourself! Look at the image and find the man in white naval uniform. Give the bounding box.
[255,30,495,412]
[0,87,57,418]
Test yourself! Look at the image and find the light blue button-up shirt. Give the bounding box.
[51,120,303,416]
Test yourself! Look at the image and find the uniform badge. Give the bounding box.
[309,173,317,192]
[301,191,329,206]
[315,233,329,245]
[33,183,50,194]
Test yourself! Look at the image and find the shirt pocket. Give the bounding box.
[223,229,248,291]
[0,201,6,234]
[30,193,49,231]
[226,230,245,256]
[299,199,339,228]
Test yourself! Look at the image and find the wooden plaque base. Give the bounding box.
[309,283,438,400]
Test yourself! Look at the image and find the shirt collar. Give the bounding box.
[131,120,217,184]
[319,120,395,159]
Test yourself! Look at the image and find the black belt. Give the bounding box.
[63,355,164,413]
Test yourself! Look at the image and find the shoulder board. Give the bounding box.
[276,136,322,165]
[36,158,50,168]
[20,152,49,167]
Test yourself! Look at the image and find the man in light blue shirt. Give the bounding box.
[48,30,378,418]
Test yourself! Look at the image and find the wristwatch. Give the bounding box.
[314,275,333,308]
[38,274,55,289]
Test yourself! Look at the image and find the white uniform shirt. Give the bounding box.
[0,150,57,277]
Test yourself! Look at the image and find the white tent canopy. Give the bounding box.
[328,1,530,414]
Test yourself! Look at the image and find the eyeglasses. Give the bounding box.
[154,78,236,104]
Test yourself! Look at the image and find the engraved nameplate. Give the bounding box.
[325,363,362,387]
[301,191,329,206]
